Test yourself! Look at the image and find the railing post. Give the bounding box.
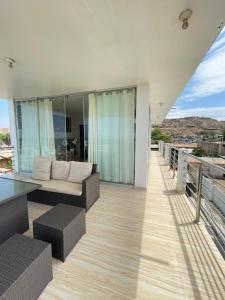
[176,149,188,192]
[160,141,164,155]
[158,140,161,153]
[195,163,203,224]
[164,143,170,165]
[160,141,164,156]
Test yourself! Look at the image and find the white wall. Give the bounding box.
[135,84,150,188]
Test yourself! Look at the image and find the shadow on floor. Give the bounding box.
[158,153,225,300]
[29,184,149,299]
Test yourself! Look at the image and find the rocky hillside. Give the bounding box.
[159,117,225,138]
[163,117,225,129]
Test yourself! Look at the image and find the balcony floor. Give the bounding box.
[26,151,225,300]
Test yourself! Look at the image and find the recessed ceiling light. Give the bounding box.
[3,57,16,69]
[217,21,224,29]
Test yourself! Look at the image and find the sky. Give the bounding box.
[167,27,225,120]
[0,99,9,128]
[0,28,225,127]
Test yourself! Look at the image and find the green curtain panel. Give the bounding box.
[88,88,135,184]
[19,99,55,171]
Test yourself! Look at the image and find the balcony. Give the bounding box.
[24,151,225,299]
[1,1,225,298]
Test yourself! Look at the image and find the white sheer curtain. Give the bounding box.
[20,99,55,171]
[20,100,40,171]
[88,88,135,184]
[38,99,56,157]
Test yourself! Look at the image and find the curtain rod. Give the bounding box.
[14,85,137,102]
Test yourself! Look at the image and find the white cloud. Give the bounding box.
[208,30,225,52]
[166,106,225,120]
[179,28,225,101]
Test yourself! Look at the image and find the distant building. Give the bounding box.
[188,157,225,179]
[199,141,225,157]
[173,143,198,153]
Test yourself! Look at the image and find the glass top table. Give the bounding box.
[0,177,40,205]
[0,177,41,244]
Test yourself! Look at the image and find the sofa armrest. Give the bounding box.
[82,172,100,211]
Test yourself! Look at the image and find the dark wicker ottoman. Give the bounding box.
[0,234,52,300]
[33,204,86,262]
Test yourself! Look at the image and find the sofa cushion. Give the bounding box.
[51,160,70,180]
[32,157,52,181]
[67,161,92,183]
[3,173,82,196]
[40,180,82,196]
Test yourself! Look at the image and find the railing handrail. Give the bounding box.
[159,140,225,257]
[168,143,225,175]
[0,145,14,150]
[186,153,225,175]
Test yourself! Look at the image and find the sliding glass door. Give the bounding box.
[51,96,67,161]
[66,94,88,162]
[16,95,89,171]
[15,87,136,184]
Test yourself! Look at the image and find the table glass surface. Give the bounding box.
[0,177,40,204]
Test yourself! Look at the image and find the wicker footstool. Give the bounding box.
[0,234,52,300]
[33,204,86,262]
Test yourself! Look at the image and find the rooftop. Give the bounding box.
[174,143,198,149]
[188,157,225,166]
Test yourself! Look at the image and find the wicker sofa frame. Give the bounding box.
[27,164,99,211]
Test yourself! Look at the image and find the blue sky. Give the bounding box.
[0,99,9,128]
[167,27,225,120]
[0,27,225,127]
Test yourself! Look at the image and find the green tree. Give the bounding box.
[151,128,171,143]
[0,132,10,145]
[192,146,206,157]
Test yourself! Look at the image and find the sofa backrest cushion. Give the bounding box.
[32,156,52,181]
[67,161,92,183]
[51,160,70,180]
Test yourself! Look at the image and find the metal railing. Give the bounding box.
[159,141,225,258]
[0,146,15,175]
[169,146,179,179]
[185,153,225,256]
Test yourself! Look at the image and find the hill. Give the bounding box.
[159,117,225,140]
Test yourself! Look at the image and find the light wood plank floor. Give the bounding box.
[26,151,225,300]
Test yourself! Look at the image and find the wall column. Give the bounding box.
[134,84,150,188]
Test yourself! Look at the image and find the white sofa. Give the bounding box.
[5,157,100,211]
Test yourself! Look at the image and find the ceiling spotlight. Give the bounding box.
[4,57,16,69]
[179,9,193,30]
[217,21,224,29]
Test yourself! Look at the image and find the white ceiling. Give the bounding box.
[0,0,225,123]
